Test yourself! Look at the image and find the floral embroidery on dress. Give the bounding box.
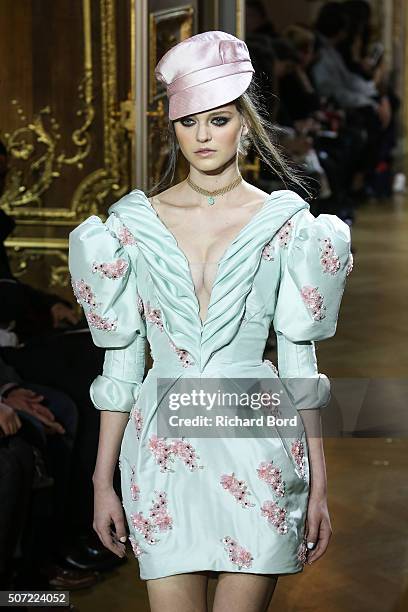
[137,294,145,319]
[318,237,340,275]
[291,439,307,480]
[130,491,173,545]
[130,465,140,501]
[128,534,143,558]
[148,434,204,473]
[148,435,174,473]
[277,219,293,248]
[257,461,285,498]
[71,278,119,331]
[261,240,275,261]
[220,473,256,508]
[221,536,254,570]
[91,258,129,279]
[130,512,158,545]
[145,302,194,366]
[300,285,327,321]
[150,491,173,532]
[117,224,137,246]
[169,339,195,367]
[170,439,204,471]
[131,405,143,440]
[346,252,354,276]
[71,278,99,308]
[263,359,279,375]
[86,310,118,331]
[145,301,164,331]
[260,500,288,534]
[297,540,308,565]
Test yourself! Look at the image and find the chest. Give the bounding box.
[149,197,264,269]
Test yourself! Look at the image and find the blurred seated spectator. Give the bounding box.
[311,2,379,111]
[246,0,277,40]
[0,140,128,589]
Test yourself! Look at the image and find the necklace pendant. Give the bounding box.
[207,196,215,205]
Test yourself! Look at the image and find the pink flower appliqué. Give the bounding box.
[131,405,143,440]
[300,285,326,321]
[130,465,140,501]
[220,473,256,508]
[145,301,164,331]
[148,435,174,473]
[86,310,117,331]
[137,294,145,319]
[130,491,173,545]
[260,500,288,534]
[263,359,279,375]
[71,278,99,308]
[221,536,254,570]
[91,258,129,279]
[117,224,137,246]
[169,339,195,367]
[297,540,308,565]
[128,534,143,558]
[130,512,158,545]
[149,491,173,532]
[148,434,204,473]
[277,220,293,248]
[291,439,307,480]
[318,237,340,275]
[170,439,204,471]
[261,240,275,261]
[346,252,354,276]
[257,461,285,498]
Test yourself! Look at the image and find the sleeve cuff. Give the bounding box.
[89,375,142,413]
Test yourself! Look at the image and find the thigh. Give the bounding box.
[213,572,279,612]
[146,571,210,612]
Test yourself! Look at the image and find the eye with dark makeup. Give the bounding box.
[180,116,230,127]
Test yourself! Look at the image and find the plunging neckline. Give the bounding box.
[142,191,273,329]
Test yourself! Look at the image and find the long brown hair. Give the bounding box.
[147,76,311,198]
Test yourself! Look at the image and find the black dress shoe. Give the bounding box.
[62,538,127,572]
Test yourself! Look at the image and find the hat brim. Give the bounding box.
[168,71,253,121]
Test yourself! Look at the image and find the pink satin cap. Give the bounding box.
[154,30,255,120]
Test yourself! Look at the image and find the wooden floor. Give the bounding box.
[71,196,408,611]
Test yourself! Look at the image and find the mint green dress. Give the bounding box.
[68,188,352,580]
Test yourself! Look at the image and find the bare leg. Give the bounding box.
[146,571,210,612]
[212,573,278,612]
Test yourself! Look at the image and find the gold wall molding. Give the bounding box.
[146,5,195,191]
[1,0,130,224]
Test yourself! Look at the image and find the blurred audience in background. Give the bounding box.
[245,0,401,222]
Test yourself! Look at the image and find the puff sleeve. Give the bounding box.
[68,211,146,413]
[272,209,353,410]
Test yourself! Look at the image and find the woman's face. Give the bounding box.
[173,103,248,172]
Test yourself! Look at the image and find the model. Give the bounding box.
[68,31,352,611]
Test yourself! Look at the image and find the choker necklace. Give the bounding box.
[186,174,243,205]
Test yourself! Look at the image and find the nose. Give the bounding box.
[195,121,212,143]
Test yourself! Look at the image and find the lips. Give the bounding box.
[195,149,216,155]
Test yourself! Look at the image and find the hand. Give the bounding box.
[304,491,332,565]
[3,388,65,434]
[0,402,22,436]
[93,483,128,558]
[50,302,80,328]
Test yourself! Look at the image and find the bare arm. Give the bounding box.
[93,411,129,488]
[299,408,332,565]
[92,411,129,558]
